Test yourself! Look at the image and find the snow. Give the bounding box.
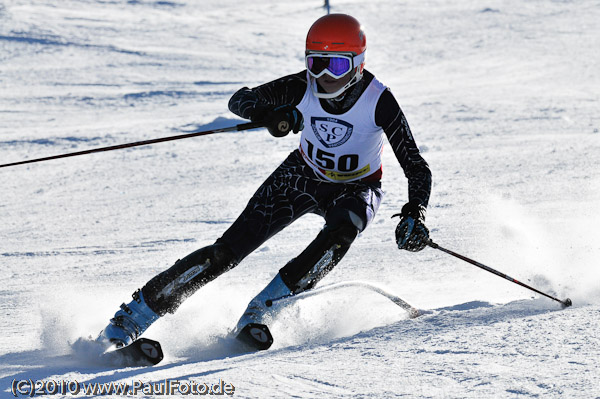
[1,0,599,397]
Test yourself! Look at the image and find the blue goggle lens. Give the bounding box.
[307,56,351,77]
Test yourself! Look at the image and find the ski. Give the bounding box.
[101,338,164,367]
[266,280,420,318]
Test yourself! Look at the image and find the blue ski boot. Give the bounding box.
[234,273,292,350]
[97,290,159,349]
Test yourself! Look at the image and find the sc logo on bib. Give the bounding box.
[311,117,353,148]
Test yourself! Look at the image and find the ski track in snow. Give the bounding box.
[1,0,600,398]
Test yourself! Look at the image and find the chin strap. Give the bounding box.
[310,69,363,99]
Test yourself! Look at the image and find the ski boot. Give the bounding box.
[234,273,292,350]
[97,289,159,349]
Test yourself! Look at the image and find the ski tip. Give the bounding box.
[101,338,164,367]
[136,338,164,365]
[562,298,572,308]
[236,323,273,351]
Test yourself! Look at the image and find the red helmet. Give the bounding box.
[306,14,366,55]
[305,14,367,99]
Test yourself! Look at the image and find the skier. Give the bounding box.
[97,13,432,351]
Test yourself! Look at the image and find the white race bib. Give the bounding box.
[297,75,387,182]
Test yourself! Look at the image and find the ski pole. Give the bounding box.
[427,240,572,308]
[0,121,263,169]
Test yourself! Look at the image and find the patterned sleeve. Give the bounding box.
[375,89,432,208]
[228,71,308,120]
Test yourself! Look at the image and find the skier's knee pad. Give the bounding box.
[142,242,237,315]
[326,208,365,233]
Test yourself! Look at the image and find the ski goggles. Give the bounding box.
[305,52,364,79]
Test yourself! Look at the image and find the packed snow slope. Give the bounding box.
[1,0,599,397]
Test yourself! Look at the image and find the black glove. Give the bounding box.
[392,201,430,252]
[251,104,304,137]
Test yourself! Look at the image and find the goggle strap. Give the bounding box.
[352,52,365,67]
